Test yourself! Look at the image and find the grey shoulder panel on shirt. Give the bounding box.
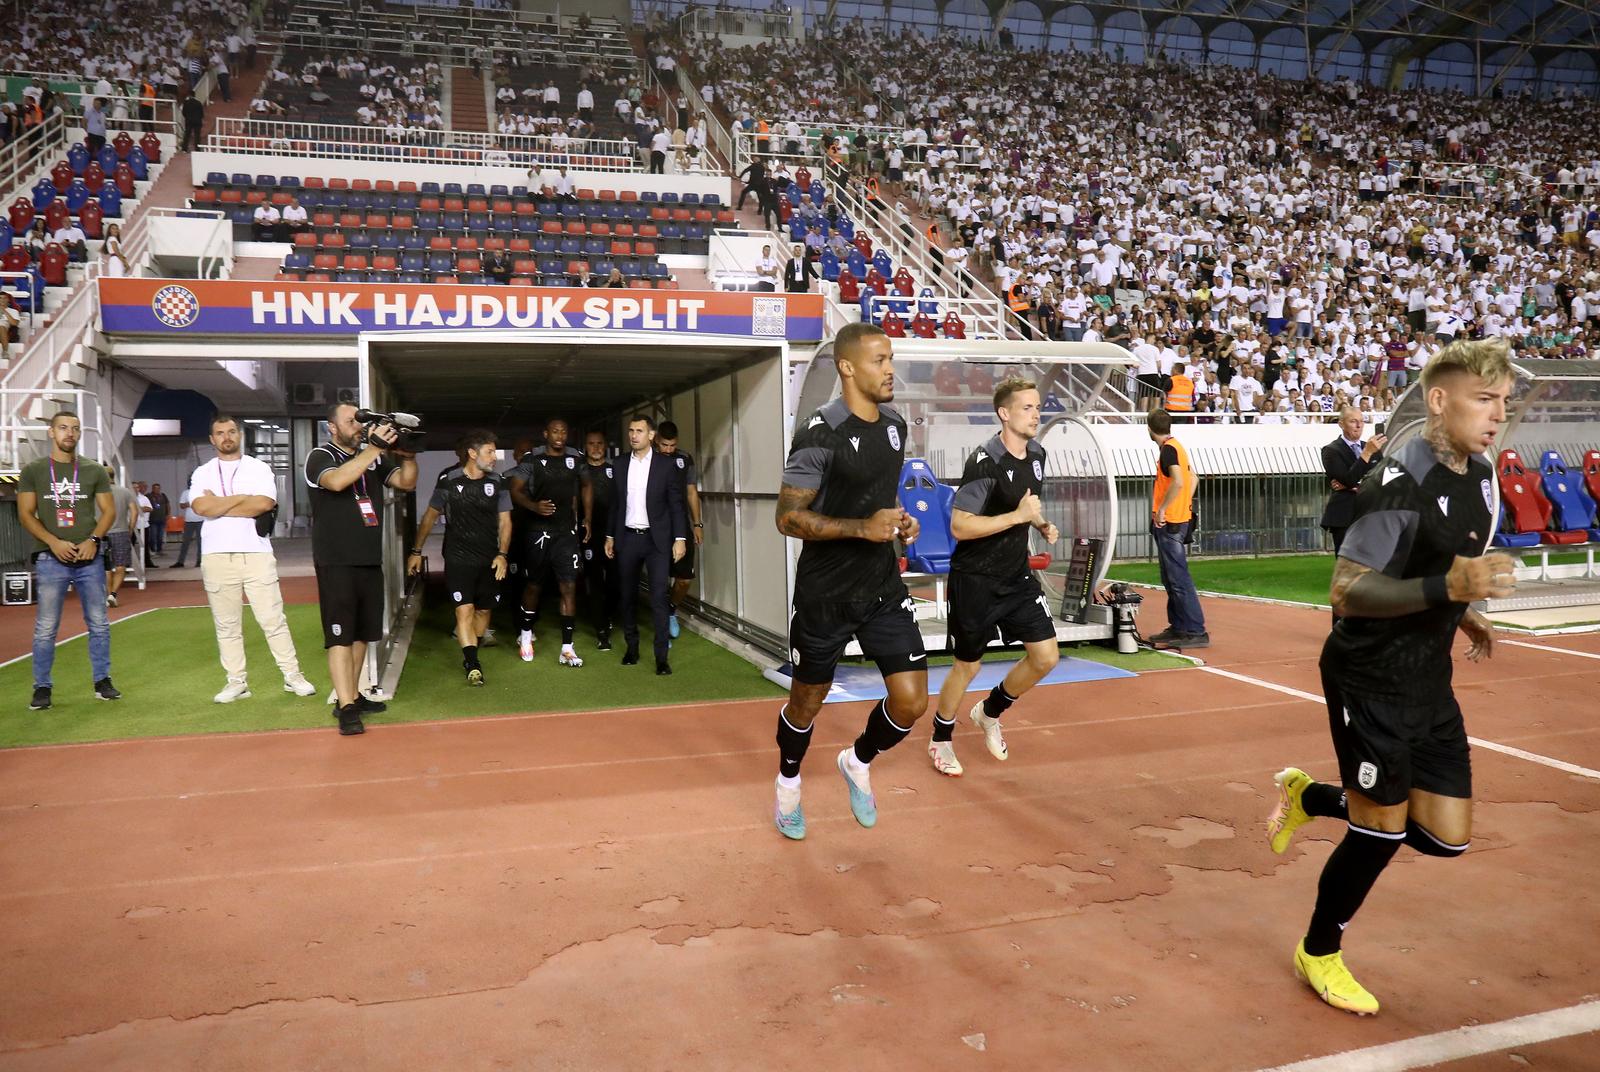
[781,445,832,490]
[952,477,995,514]
[1026,439,1046,459]
[878,402,905,425]
[1394,436,1438,484]
[1340,508,1421,576]
[981,434,1008,464]
[819,397,851,429]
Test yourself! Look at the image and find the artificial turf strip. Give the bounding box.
[0,603,785,748]
[1107,554,1338,607]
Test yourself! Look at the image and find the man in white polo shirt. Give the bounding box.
[190,414,317,703]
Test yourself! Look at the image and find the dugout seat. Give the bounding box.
[1498,449,1585,544]
[1584,450,1600,506]
[1538,451,1600,541]
[898,458,954,576]
[1491,503,1542,549]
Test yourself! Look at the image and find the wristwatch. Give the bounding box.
[409,548,422,556]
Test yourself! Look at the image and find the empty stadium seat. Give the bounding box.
[1539,451,1599,540]
[898,459,954,575]
[1498,449,1585,544]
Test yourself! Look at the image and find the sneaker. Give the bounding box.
[968,700,1008,761]
[774,777,806,840]
[337,704,366,736]
[213,681,252,704]
[283,675,318,697]
[1147,627,1182,645]
[596,628,613,651]
[835,748,877,828]
[1268,767,1314,855]
[1293,939,1380,1016]
[355,692,387,715]
[668,613,680,639]
[479,629,498,649]
[466,666,485,687]
[518,630,535,663]
[94,678,122,701]
[559,646,584,667]
[29,686,51,710]
[1177,631,1211,649]
[106,593,118,608]
[929,740,964,777]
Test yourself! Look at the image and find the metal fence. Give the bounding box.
[1113,472,1333,561]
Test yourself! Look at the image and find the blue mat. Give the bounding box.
[762,656,1135,703]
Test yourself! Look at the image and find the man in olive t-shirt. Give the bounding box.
[15,411,121,709]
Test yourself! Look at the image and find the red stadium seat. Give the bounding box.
[328,178,349,191]
[565,221,586,236]
[629,279,652,290]
[312,253,338,271]
[941,313,967,339]
[342,254,368,272]
[39,242,68,286]
[1497,449,1580,543]
[837,270,860,303]
[455,236,479,252]
[909,312,937,338]
[293,232,317,249]
[881,312,906,337]
[635,241,656,257]
[429,235,453,250]
[322,233,346,250]
[372,254,398,272]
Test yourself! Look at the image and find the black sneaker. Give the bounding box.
[1147,627,1182,645]
[1177,631,1211,649]
[621,648,639,665]
[29,686,51,710]
[337,704,365,736]
[94,678,122,701]
[596,628,613,651]
[656,660,672,676]
[355,692,387,715]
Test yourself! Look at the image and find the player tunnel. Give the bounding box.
[358,330,799,681]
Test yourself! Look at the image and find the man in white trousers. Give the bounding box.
[190,414,318,703]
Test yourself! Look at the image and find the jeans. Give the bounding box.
[148,518,166,552]
[1151,521,1205,635]
[173,520,202,565]
[32,551,112,687]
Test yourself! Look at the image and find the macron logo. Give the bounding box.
[849,436,861,452]
[1437,495,1450,516]
[1381,467,1404,486]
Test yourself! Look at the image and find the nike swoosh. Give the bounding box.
[909,653,926,661]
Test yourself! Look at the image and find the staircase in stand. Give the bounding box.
[451,67,490,132]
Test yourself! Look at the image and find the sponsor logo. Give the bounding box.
[908,652,926,661]
[752,295,787,336]
[1437,495,1450,516]
[807,415,824,428]
[456,484,463,492]
[1005,469,1014,481]
[151,284,201,328]
[887,426,901,451]
[791,647,801,665]
[849,436,861,452]
[1357,761,1378,790]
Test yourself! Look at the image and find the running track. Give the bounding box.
[0,593,1596,1070]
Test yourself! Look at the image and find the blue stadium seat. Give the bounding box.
[63,180,92,213]
[872,250,893,278]
[67,145,90,176]
[347,191,370,212]
[558,237,580,257]
[283,251,312,272]
[420,181,441,195]
[702,193,720,207]
[205,172,228,187]
[490,184,510,198]
[427,251,454,273]
[398,271,426,283]
[820,250,840,282]
[897,459,955,574]
[230,172,252,187]
[278,176,301,190]
[639,191,658,203]
[124,147,149,181]
[31,179,56,211]
[400,251,425,272]
[681,193,699,205]
[466,183,486,197]
[442,183,463,196]
[1539,451,1599,537]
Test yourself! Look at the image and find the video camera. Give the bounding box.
[355,408,425,452]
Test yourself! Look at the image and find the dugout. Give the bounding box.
[789,339,1135,652]
[359,330,799,683]
[1386,358,1600,619]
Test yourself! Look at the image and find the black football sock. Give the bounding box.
[982,683,1017,719]
[852,698,911,765]
[517,604,537,632]
[1404,820,1469,858]
[776,705,812,779]
[462,645,479,670]
[1303,782,1348,819]
[931,713,956,743]
[1303,824,1402,956]
[561,615,575,645]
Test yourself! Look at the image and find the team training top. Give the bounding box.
[1321,435,1493,702]
[511,450,587,532]
[428,469,510,563]
[950,435,1046,579]
[782,397,908,604]
[584,457,615,541]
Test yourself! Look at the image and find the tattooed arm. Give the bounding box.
[1330,554,1518,618]
[776,485,901,542]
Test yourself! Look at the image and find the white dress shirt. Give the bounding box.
[624,450,652,529]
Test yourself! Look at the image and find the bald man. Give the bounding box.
[1320,407,1388,554]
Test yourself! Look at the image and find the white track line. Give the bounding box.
[1254,999,1600,1072]
[1198,666,1600,781]
[1502,639,1600,662]
[0,606,188,670]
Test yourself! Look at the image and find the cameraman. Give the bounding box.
[304,402,418,736]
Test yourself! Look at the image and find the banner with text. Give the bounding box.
[98,280,825,341]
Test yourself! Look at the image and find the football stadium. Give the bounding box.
[2,0,1599,1067]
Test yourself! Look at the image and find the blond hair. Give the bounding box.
[1419,338,1514,393]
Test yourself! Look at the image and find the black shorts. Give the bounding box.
[444,556,501,610]
[315,563,385,648]
[1322,669,1472,807]
[946,571,1057,663]
[670,534,696,580]
[1136,372,1166,397]
[789,587,927,686]
[523,528,579,584]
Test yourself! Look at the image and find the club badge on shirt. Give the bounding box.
[887,426,901,451]
[1480,478,1493,513]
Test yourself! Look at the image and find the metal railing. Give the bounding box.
[1114,472,1335,560]
[63,95,183,142]
[205,116,642,171]
[673,67,733,170]
[0,272,38,338]
[859,292,1010,337]
[0,114,68,203]
[677,7,802,40]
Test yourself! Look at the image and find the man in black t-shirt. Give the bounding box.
[304,402,418,736]
[654,420,702,642]
[1265,340,1517,1017]
[771,323,927,841]
[510,418,593,668]
[408,430,510,687]
[928,379,1061,778]
[581,429,618,650]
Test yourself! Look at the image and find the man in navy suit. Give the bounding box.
[605,414,688,673]
[1320,407,1388,553]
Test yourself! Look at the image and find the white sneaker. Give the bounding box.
[106,593,118,608]
[214,681,252,704]
[518,630,535,663]
[969,700,1008,761]
[929,739,964,777]
[283,675,317,697]
[559,645,583,667]
[479,628,498,648]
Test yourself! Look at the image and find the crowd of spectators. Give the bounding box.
[252,51,443,133]
[672,22,1599,418]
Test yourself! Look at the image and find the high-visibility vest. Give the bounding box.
[925,221,941,248]
[141,82,157,108]
[865,176,880,199]
[1165,374,1195,412]
[1007,284,1030,314]
[1152,436,1196,524]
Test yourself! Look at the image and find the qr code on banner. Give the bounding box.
[752,296,787,337]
